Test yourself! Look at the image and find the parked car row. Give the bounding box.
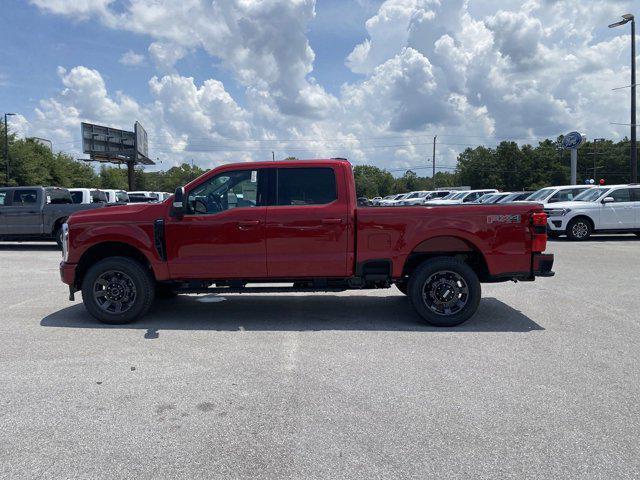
[68,188,172,205]
[364,183,640,240]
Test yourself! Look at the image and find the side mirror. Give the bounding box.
[172,187,185,217]
[602,196,614,204]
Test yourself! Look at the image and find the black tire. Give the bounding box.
[395,281,408,295]
[408,257,481,327]
[81,256,155,324]
[54,226,63,248]
[566,217,592,241]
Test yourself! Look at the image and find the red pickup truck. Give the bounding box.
[59,158,553,327]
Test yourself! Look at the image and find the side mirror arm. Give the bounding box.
[172,187,186,217]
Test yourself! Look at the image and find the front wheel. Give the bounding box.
[566,217,592,241]
[54,226,64,248]
[408,257,481,327]
[81,257,155,324]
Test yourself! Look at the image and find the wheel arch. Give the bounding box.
[75,241,155,288]
[51,216,67,235]
[568,214,595,231]
[402,236,490,282]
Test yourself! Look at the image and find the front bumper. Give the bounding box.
[59,261,77,286]
[546,217,568,231]
[532,253,555,277]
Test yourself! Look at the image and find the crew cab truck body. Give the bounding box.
[0,186,105,246]
[59,159,554,327]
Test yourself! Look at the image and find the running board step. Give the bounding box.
[173,286,349,294]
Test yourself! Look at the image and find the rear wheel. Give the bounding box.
[408,257,481,327]
[81,256,155,324]
[566,217,592,241]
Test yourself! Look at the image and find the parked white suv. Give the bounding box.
[400,191,431,205]
[426,189,498,205]
[524,185,594,206]
[545,185,640,240]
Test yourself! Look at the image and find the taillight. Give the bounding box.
[532,212,547,227]
[531,212,547,252]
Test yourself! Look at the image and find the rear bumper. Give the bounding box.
[532,253,555,277]
[59,261,77,286]
[485,253,554,282]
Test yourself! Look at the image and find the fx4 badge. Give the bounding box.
[487,214,521,224]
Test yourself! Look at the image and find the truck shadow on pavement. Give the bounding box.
[41,295,543,336]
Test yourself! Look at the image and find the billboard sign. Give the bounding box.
[81,121,154,165]
[134,121,149,160]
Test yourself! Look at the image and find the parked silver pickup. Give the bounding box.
[0,186,105,246]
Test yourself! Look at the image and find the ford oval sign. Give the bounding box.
[562,131,585,149]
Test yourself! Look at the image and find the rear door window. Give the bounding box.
[608,188,631,202]
[13,189,38,205]
[0,191,7,206]
[276,168,337,206]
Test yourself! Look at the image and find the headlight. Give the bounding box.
[545,208,571,217]
[62,223,69,261]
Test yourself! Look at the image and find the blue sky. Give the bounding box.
[0,0,636,172]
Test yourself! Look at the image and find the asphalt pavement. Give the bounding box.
[1,236,639,479]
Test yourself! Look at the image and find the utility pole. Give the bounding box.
[609,13,637,182]
[632,16,637,183]
[591,138,605,180]
[4,113,16,184]
[432,135,437,186]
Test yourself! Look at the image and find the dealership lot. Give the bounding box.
[1,238,639,479]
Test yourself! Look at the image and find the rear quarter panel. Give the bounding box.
[356,203,541,277]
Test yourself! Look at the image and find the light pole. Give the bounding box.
[4,113,16,184]
[591,138,605,181]
[609,13,636,183]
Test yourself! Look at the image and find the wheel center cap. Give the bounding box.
[433,281,457,303]
[108,282,125,300]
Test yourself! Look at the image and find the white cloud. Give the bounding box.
[119,50,145,67]
[148,42,187,72]
[21,0,637,174]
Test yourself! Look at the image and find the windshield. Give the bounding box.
[477,194,495,203]
[91,190,107,203]
[573,187,608,202]
[526,188,554,201]
[46,188,73,204]
[451,192,467,200]
[116,191,129,202]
